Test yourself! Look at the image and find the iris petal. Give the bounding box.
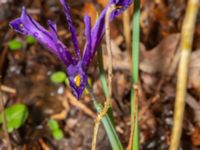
[84,0,132,67]
[110,0,132,17]
[67,61,88,99]
[47,20,58,41]
[9,7,73,66]
[60,0,81,59]
[82,15,92,69]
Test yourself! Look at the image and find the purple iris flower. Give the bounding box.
[9,0,132,99]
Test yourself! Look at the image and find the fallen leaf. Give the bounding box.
[191,128,200,146]
[140,33,180,75]
[188,49,200,95]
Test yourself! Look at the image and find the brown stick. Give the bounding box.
[91,4,116,150]
[123,9,131,52]
[0,85,16,94]
[66,91,96,118]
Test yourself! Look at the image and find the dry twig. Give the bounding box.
[91,4,116,150]
[0,85,16,94]
[66,91,96,118]
[123,9,131,52]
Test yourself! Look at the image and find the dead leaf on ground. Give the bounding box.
[102,40,131,71]
[191,128,200,146]
[188,49,200,95]
[186,94,200,127]
[140,33,180,75]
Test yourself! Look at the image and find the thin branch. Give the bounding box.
[169,0,199,150]
[123,9,131,52]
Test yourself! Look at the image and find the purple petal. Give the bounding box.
[109,0,132,17]
[60,0,81,59]
[88,0,132,65]
[56,42,76,65]
[9,7,73,66]
[47,20,57,41]
[82,15,92,69]
[67,61,88,99]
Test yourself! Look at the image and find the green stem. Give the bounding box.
[131,0,140,149]
[86,84,123,150]
[97,46,115,125]
[93,100,123,150]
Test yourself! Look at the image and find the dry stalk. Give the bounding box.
[169,0,199,150]
[123,9,131,52]
[91,4,116,150]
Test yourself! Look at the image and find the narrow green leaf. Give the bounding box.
[97,48,109,97]
[0,104,29,132]
[97,47,115,125]
[26,36,36,44]
[8,39,23,50]
[50,71,67,84]
[131,0,140,149]
[93,101,123,150]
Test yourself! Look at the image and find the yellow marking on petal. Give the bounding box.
[74,74,81,87]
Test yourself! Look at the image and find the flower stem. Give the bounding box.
[130,0,140,149]
[91,4,116,150]
[87,85,123,150]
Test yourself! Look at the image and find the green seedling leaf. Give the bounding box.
[48,119,64,140]
[0,104,29,132]
[8,39,23,50]
[48,119,59,131]
[26,36,36,44]
[50,71,67,84]
[52,129,64,140]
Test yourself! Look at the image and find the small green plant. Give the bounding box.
[48,119,64,140]
[26,36,36,44]
[8,39,23,50]
[50,71,67,84]
[0,104,29,132]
